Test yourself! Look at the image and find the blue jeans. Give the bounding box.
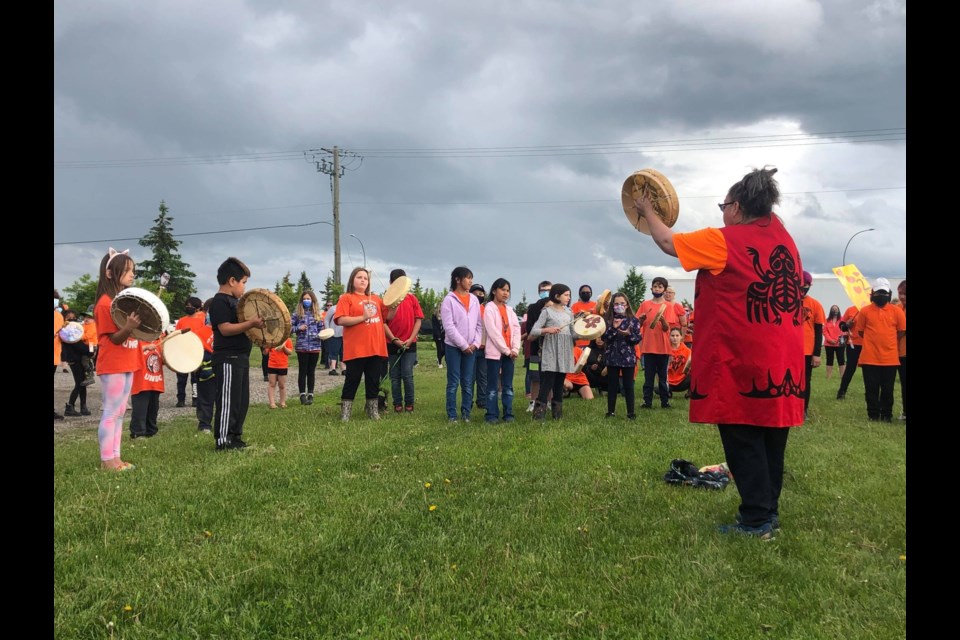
[389,349,417,407]
[445,345,476,419]
[485,356,515,422]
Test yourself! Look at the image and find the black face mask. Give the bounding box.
[871,292,891,307]
[185,306,196,315]
[579,291,591,302]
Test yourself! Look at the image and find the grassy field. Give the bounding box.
[54,344,906,639]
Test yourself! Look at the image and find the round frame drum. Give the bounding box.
[649,303,667,329]
[110,287,170,341]
[161,329,204,374]
[58,321,85,344]
[383,276,412,307]
[594,289,612,316]
[573,346,591,374]
[621,169,680,236]
[236,288,292,349]
[573,314,606,341]
[318,328,335,341]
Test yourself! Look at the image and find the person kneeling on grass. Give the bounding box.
[667,327,692,399]
[564,344,595,400]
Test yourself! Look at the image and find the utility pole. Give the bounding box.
[306,146,362,287]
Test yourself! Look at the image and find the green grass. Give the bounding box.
[54,345,905,639]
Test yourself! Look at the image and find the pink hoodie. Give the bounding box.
[482,302,522,360]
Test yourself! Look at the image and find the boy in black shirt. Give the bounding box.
[209,257,264,450]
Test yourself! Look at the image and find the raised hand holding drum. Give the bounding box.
[110,287,170,341]
[594,289,612,316]
[621,169,680,236]
[236,288,292,349]
[649,303,668,330]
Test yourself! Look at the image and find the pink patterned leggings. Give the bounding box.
[98,372,133,461]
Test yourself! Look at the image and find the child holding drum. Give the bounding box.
[93,248,142,471]
[528,283,576,420]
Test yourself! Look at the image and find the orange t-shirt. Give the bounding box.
[668,342,692,387]
[841,305,863,347]
[855,303,906,366]
[54,310,64,365]
[565,346,589,386]
[636,299,673,355]
[194,324,214,352]
[571,300,595,316]
[132,339,165,394]
[94,293,142,374]
[497,304,511,346]
[82,319,98,348]
[684,310,694,345]
[333,292,388,360]
[674,228,727,274]
[455,292,472,311]
[175,310,206,335]
[802,295,825,356]
[267,338,293,369]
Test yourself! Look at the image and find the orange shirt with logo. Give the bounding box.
[94,293,142,374]
[334,292,388,360]
[668,342,692,387]
[132,339,165,394]
[855,303,906,366]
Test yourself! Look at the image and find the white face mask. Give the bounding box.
[613,304,626,314]
[54,298,60,309]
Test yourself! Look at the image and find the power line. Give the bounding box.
[54,128,905,168]
[53,186,906,247]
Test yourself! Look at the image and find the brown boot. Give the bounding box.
[532,401,547,421]
[551,402,563,420]
[340,400,353,422]
[365,398,381,421]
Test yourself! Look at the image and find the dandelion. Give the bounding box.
[123,605,133,612]
[450,564,458,571]
[203,530,213,538]
[429,505,437,512]
[444,478,451,484]
[424,482,432,489]
[899,555,906,561]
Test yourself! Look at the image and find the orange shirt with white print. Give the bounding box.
[132,339,165,394]
[668,341,692,387]
[855,302,906,366]
[333,292,389,360]
[94,293,141,374]
[802,295,825,356]
[267,338,293,369]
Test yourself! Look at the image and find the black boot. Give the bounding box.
[551,402,563,420]
[80,404,92,416]
[64,403,81,417]
[532,402,547,421]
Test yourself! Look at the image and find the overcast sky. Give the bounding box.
[54,0,906,309]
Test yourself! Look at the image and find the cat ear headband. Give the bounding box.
[105,247,129,270]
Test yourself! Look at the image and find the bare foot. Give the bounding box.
[280,403,287,408]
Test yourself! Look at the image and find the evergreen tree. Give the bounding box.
[513,291,529,318]
[274,272,298,312]
[619,266,647,309]
[322,271,344,306]
[418,288,447,320]
[296,271,313,299]
[137,200,197,317]
[411,277,424,299]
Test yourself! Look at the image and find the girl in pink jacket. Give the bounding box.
[482,278,522,423]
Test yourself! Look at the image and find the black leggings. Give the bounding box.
[296,352,320,394]
[434,339,445,365]
[342,356,386,401]
[537,371,566,406]
[67,362,87,407]
[607,365,636,415]
[825,345,845,367]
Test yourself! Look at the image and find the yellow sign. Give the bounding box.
[832,264,872,309]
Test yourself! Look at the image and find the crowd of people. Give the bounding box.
[54,168,905,539]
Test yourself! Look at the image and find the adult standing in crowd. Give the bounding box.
[634,166,804,539]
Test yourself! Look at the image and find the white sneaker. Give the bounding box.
[438,363,444,368]
[526,401,535,412]
[898,412,906,421]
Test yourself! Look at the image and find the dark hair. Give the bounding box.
[63,309,78,322]
[604,291,635,323]
[897,280,906,292]
[54,289,62,299]
[578,284,592,295]
[726,166,780,220]
[96,251,135,300]
[185,296,203,310]
[651,276,669,289]
[538,280,552,291]
[450,266,473,291]
[202,298,214,312]
[548,283,571,304]
[828,305,841,321]
[216,257,251,285]
[488,278,511,302]
[346,267,370,294]
[390,268,406,283]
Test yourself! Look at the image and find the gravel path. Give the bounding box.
[53,363,344,434]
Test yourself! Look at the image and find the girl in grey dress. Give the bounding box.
[529,284,576,420]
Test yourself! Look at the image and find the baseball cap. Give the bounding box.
[872,277,891,293]
[469,284,485,294]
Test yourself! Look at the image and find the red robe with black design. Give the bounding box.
[689,216,805,427]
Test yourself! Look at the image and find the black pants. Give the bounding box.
[537,371,566,407]
[898,356,906,417]
[804,355,814,412]
[342,356,385,401]
[838,344,862,395]
[643,353,670,407]
[131,390,160,437]
[297,351,320,394]
[196,376,215,430]
[718,424,790,527]
[176,371,198,404]
[862,364,897,420]
[434,338,445,365]
[607,365,636,415]
[67,361,88,408]
[825,345,845,367]
[213,357,250,447]
[261,351,269,380]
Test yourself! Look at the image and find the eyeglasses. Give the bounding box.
[717,201,736,212]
